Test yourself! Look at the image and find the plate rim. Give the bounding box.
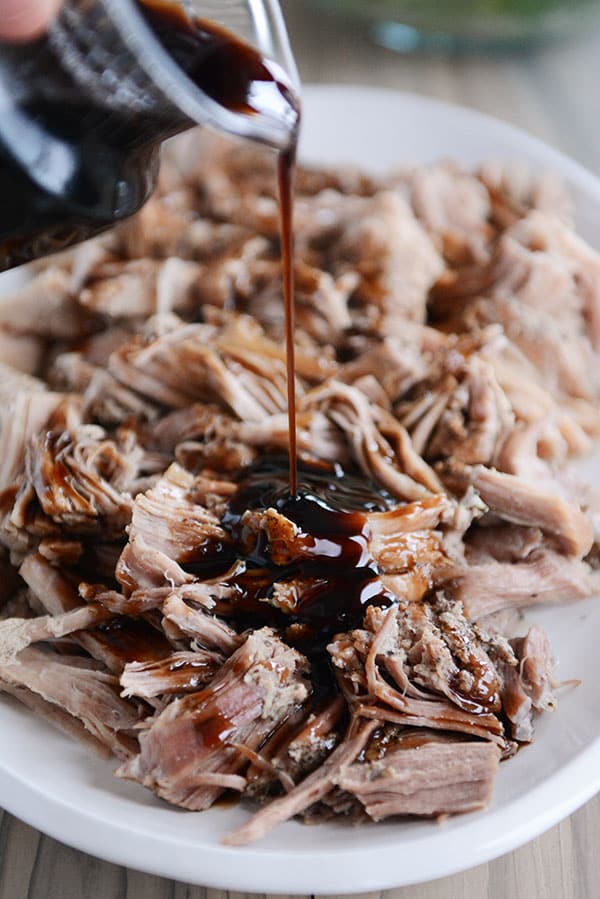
[1,721,599,892]
[2,83,600,892]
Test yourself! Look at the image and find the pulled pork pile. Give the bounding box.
[0,132,598,844]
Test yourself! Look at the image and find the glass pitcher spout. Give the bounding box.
[55,0,301,150]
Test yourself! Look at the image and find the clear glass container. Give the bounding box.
[48,0,299,147]
[0,0,298,269]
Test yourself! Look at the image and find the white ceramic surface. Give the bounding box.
[1,86,600,893]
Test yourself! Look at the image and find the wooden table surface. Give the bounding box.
[3,6,600,898]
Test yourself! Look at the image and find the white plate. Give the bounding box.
[2,85,600,893]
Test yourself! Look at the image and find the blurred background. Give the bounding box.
[280,1,600,174]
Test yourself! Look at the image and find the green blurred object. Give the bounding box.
[308,0,600,52]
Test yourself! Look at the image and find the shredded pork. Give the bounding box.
[0,131,596,843]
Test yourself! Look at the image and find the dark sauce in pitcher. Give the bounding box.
[0,81,162,270]
[136,0,299,128]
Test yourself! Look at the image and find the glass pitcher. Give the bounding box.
[0,0,299,271]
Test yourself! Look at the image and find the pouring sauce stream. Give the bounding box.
[137,0,301,494]
[278,145,298,495]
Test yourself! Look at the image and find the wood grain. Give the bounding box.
[2,6,600,897]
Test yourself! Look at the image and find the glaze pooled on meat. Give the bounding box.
[0,131,598,843]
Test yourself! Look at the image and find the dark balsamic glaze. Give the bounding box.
[205,458,394,700]
[191,458,393,700]
[227,455,392,519]
[178,536,237,580]
[94,617,173,665]
[278,145,299,495]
